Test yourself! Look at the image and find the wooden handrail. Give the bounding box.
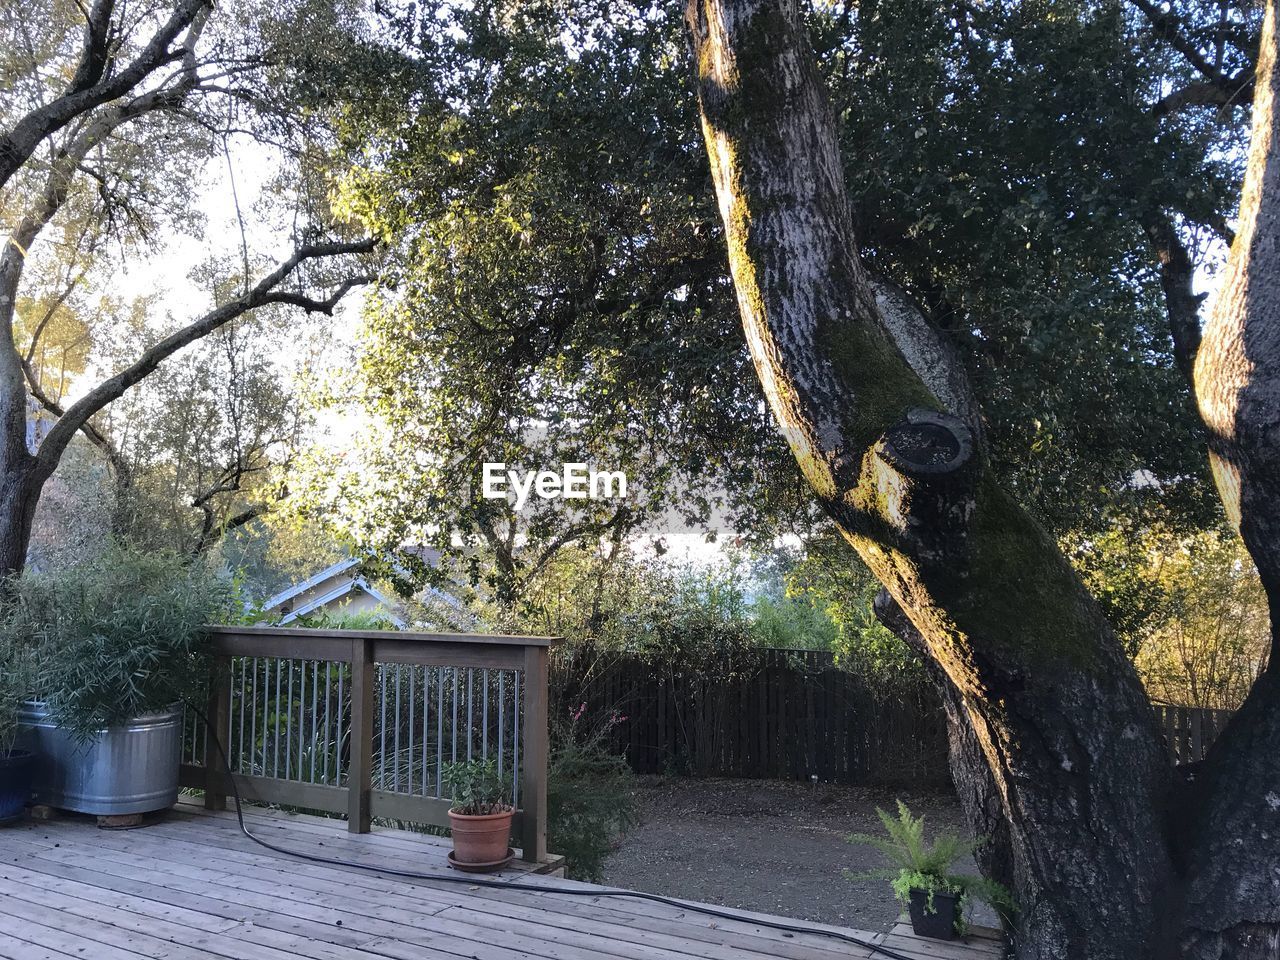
[191,626,561,864]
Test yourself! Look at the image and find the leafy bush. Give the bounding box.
[1,546,233,739]
[442,758,512,815]
[0,637,33,754]
[849,800,1012,932]
[750,591,839,651]
[547,708,638,881]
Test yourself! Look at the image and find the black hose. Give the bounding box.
[193,708,923,960]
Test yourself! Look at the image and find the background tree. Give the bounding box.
[0,0,375,577]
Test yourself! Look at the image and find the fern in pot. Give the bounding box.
[3,547,231,819]
[442,758,515,871]
[849,801,1011,940]
[0,639,35,823]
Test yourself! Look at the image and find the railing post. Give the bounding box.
[520,644,549,862]
[204,655,231,812]
[348,637,374,833]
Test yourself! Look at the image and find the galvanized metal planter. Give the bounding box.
[19,703,183,816]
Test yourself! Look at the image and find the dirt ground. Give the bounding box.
[602,776,995,933]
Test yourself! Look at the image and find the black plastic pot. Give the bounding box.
[0,749,35,824]
[907,887,961,940]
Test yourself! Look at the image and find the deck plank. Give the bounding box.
[0,805,1004,960]
[9,828,858,960]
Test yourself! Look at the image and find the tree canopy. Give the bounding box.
[309,0,1252,614]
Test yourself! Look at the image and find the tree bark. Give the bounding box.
[685,2,1174,956]
[873,589,1014,896]
[1181,2,1280,954]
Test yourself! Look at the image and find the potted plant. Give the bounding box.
[442,758,515,871]
[0,639,34,824]
[849,800,1011,940]
[3,547,230,822]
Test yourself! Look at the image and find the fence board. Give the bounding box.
[552,648,952,786]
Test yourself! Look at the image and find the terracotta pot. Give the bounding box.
[447,807,515,869]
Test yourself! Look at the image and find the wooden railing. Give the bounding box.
[181,626,559,862]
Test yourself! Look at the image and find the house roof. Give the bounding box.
[261,555,467,629]
[261,558,361,612]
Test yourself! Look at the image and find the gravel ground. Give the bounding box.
[602,776,995,933]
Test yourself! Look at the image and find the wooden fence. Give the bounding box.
[553,650,1236,785]
[184,625,559,863]
[1154,703,1234,765]
[553,648,953,786]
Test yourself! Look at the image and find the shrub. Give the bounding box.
[2,546,234,739]
[0,637,33,753]
[547,707,638,882]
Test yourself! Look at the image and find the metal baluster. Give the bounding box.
[336,664,345,786]
[482,669,489,760]
[393,664,403,792]
[408,666,416,795]
[298,660,308,781]
[436,666,444,796]
[323,662,332,786]
[237,657,247,774]
[421,666,429,795]
[451,667,459,766]
[225,659,234,767]
[286,659,295,779]
[310,661,319,784]
[250,658,259,776]
[379,664,388,788]
[273,658,282,779]
[512,669,521,809]
[466,669,474,761]
[498,672,505,784]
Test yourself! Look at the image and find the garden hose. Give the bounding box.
[193,709,923,960]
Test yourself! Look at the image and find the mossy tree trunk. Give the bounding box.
[685,1,1199,956]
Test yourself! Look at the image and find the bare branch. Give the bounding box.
[0,0,211,193]
[1152,72,1255,116]
[21,355,130,483]
[1130,0,1226,80]
[34,238,377,478]
[1144,215,1206,386]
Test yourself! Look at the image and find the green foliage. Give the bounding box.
[783,535,929,689]
[750,591,839,651]
[286,609,403,632]
[851,801,974,880]
[849,801,1013,931]
[547,710,638,881]
[1071,518,1270,708]
[299,0,1249,601]
[441,758,512,816]
[0,637,33,754]
[1,545,235,739]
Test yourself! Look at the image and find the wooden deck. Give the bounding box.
[0,802,1005,960]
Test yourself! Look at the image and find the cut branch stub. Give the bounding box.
[876,407,974,476]
[871,408,977,573]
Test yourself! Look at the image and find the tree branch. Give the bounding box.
[1144,215,1206,387]
[1129,0,1228,81]
[0,0,212,193]
[1152,73,1255,116]
[34,238,377,477]
[21,355,130,484]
